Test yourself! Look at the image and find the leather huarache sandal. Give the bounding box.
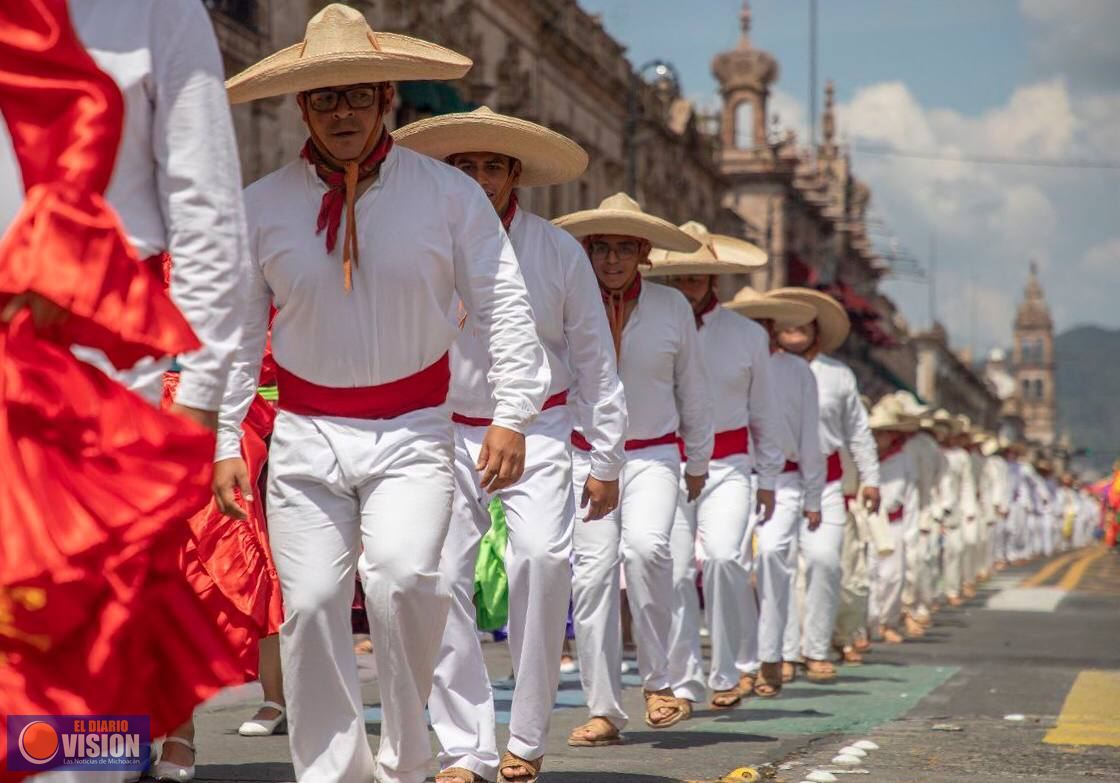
[753,662,783,698]
[781,661,798,683]
[804,658,838,683]
[710,688,742,710]
[737,671,755,697]
[643,688,689,729]
[567,716,622,747]
[435,767,486,783]
[498,751,543,783]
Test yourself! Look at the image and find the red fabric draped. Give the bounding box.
[694,290,719,329]
[0,2,242,773]
[162,375,283,678]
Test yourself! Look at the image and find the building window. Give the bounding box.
[1022,378,1032,400]
[1034,378,1044,400]
[734,101,754,149]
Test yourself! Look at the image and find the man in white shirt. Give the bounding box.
[394,108,627,783]
[865,399,918,644]
[643,226,784,711]
[897,399,947,633]
[724,289,824,697]
[212,8,548,783]
[936,414,979,606]
[3,2,249,780]
[554,194,712,744]
[769,288,880,683]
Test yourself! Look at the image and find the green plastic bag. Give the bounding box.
[473,497,509,631]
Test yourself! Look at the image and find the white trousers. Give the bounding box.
[1007,506,1030,561]
[961,519,980,585]
[429,406,574,778]
[749,471,806,664]
[667,455,753,701]
[268,408,455,783]
[868,521,906,631]
[942,524,963,598]
[571,444,680,729]
[902,527,933,618]
[779,480,846,661]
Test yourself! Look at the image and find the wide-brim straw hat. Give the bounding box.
[868,399,919,433]
[925,408,954,432]
[890,390,930,420]
[981,436,1004,457]
[645,221,767,276]
[226,4,472,104]
[723,286,816,327]
[953,414,972,436]
[553,193,700,253]
[393,107,588,187]
[767,287,851,354]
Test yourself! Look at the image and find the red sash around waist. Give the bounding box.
[677,427,749,462]
[571,430,677,453]
[782,451,843,483]
[452,389,568,428]
[888,506,905,523]
[276,353,450,419]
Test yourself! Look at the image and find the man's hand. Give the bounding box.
[477,425,525,493]
[580,476,620,521]
[861,485,881,513]
[685,472,707,502]
[805,509,822,531]
[1,293,68,329]
[755,488,776,523]
[213,457,252,520]
[168,402,219,433]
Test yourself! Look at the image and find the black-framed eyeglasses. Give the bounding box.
[304,84,380,113]
[588,240,642,262]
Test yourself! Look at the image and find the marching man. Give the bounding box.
[554,194,713,744]
[724,288,825,698]
[770,288,880,683]
[643,224,785,711]
[865,398,918,644]
[394,108,628,783]
[214,7,548,783]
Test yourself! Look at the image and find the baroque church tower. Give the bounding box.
[1012,262,1056,445]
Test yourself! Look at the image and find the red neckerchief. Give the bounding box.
[879,437,907,463]
[694,290,719,329]
[500,191,518,232]
[600,274,642,360]
[300,130,393,290]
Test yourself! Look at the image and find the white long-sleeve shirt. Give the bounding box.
[63,0,248,410]
[574,282,713,476]
[880,447,916,524]
[903,431,945,532]
[770,351,825,511]
[939,446,979,527]
[451,208,627,481]
[810,355,880,487]
[694,305,785,489]
[217,146,548,459]
[981,455,1011,519]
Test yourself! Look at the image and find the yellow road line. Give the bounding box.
[1044,670,1120,746]
[1056,548,1109,592]
[1021,549,1082,587]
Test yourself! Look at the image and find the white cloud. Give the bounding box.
[769,87,809,144]
[835,78,1119,351]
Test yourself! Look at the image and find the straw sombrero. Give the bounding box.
[890,390,930,420]
[868,398,919,433]
[226,4,473,104]
[392,107,588,187]
[553,193,701,253]
[953,414,972,436]
[723,286,816,327]
[644,221,768,276]
[767,287,851,354]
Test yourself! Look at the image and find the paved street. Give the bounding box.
[188,546,1120,783]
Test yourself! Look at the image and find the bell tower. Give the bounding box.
[1012,262,1056,444]
[712,1,778,151]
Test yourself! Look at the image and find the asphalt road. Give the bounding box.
[186,545,1120,782]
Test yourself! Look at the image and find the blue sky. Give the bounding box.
[579,0,1120,354]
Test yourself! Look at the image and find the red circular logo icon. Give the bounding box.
[18,721,59,765]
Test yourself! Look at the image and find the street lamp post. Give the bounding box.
[625,59,681,196]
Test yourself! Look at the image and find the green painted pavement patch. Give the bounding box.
[683,664,958,736]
